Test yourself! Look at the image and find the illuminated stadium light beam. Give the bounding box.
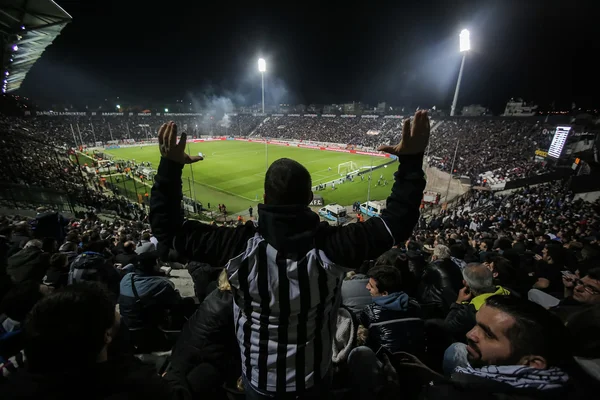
[164,108,169,113]
[258,58,266,114]
[258,58,267,172]
[450,29,470,116]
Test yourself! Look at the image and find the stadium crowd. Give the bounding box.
[0,112,598,400]
[427,119,554,183]
[2,111,558,184]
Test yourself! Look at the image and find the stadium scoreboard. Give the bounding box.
[547,126,571,159]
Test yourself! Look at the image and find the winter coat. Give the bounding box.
[359,291,423,354]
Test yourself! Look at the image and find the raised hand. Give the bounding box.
[378,109,430,156]
[158,122,203,164]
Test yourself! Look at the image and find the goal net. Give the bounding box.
[338,161,359,176]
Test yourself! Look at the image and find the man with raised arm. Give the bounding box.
[150,110,429,399]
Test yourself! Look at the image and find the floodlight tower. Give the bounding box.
[450,29,470,116]
[258,58,266,113]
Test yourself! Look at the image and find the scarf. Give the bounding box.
[454,365,569,391]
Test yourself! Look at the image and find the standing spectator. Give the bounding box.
[150,112,428,398]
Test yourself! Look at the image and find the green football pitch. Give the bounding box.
[105,141,398,214]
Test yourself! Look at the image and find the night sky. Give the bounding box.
[19,0,598,113]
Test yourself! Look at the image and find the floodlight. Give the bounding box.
[459,29,470,52]
[164,108,169,113]
[12,45,18,51]
[258,58,266,72]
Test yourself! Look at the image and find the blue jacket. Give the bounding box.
[118,271,182,329]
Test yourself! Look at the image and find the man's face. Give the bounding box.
[465,304,515,368]
[366,278,384,297]
[573,276,600,304]
[480,242,487,251]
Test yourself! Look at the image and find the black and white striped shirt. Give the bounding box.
[227,233,349,393]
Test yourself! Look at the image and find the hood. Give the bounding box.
[373,291,410,311]
[470,286,511,310]
[257,204,321,257]
[71,251,107,270]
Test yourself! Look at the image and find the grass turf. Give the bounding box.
[105,141,399,213]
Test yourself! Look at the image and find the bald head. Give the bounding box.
[264,158,313,206]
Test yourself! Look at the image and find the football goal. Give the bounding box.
[338,161,359,176]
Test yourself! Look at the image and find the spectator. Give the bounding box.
[115,241,138,266]
[42,253,70,289]
[358,265,422,354]
[135,232,156,254]
[529,267,600,322]
[6,240,49,284]
[69,240,120,297]
[164,270,239,398]
[118,251,194,342]
[444,263,511,341]
[0,283,190,399]
[0,281,45,361]
[150,113,428,397]
[437,296,571,397]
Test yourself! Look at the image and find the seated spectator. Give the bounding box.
[530,267,600,322]
[532,244,566,295]
[43,253,70,289]
[6,240,49,284]
[341,271,372,315]
[135,232,156,254]
[564,305,600,395]
[118,251,195,350]
[444,263,511,341]
[359,265,422,354]
[0,282,45,361]
[115,241,138,266]
[69,240,121,297]
[438,296,571,397]
[164,270,239,398]
[0,283,189,399]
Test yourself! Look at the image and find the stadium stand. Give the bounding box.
[0,111,598,399]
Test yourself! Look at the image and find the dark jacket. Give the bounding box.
[68,251,120,296]
[165,289,239,395]
[341,274,372,315]
[118,271,183,329]
[0,355,190,400]
[115,252,138,267]
[444,286,511,341]
[6,247,50,284]
[417,259,463,318]
[186,262,222,303]
[359,291,423,354]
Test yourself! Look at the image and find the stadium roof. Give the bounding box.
[0,0,71,93]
